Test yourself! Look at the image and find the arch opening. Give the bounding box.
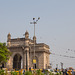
[13,54,22,69]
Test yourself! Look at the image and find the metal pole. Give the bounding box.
[33,22,35,75]
[34,23,35,70]
[60,62,63,70]
[30,17,40,70]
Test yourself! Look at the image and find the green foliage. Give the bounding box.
[19,71,23,75]
[49,71,54,75]
[0,42,11,64]
[41,73,44,75]
[36,69,41,75]
[0,70,5,75]
[0,70,64,75]
[44,70,48,75]
[5,70,8,75]
[11,71,18,75]
[55,72,60,75]
[36,69,44,75]
[0,70,8,75]
[25,71,33,75]
[59,71,62,75]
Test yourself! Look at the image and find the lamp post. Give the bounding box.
[30,17,40,69]
[60,62,63,70]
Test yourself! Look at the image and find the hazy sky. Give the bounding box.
[0,0,75,69]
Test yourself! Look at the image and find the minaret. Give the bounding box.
[7,33,11,47]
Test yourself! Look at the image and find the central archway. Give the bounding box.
[13,54,22,69]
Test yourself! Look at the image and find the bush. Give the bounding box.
[25,71,33,75]
[0,70,5,75]
[11,71,18,75]
[49,71,54,75]
[36,69,44,75]
[5,70,8,75]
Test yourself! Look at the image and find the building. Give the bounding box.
[6,31,50,69]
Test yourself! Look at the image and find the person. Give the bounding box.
[63,69,65,75]
[55,68,57,72]
[29,67,31,71]
[23,69,25,75]
[65,69,68,75]
[42,69,45,73]
[72,69,74,75]
[67,70,72,75]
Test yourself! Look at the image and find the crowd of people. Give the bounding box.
[54,68,75,75]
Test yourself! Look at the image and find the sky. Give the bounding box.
[0,0,75,69]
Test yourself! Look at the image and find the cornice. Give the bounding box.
[30,50,51,54]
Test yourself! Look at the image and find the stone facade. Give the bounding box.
[6,31,50,69]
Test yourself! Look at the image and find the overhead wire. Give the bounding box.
[51,53,75,58]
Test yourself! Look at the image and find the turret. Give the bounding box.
[33,36,36,43]
[7,33,11,41]
[24,31,29,46]
[25,31,29,39]
[7,33,11,47]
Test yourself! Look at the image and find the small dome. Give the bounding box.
[33,36,36,40]
[25,31,29,39]
[33,36,36,43]
[7,33,11,37]
[25,31,29,35]
[7,33,11,41]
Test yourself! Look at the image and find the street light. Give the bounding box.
[30,17,40,69]
[60,62,63,69]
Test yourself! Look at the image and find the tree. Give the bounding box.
[0,42,11,64]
